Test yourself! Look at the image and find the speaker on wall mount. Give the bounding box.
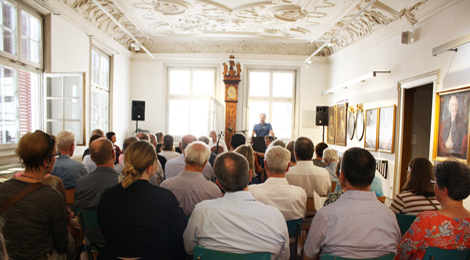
[132,100,145,121]
[316,106,328,126]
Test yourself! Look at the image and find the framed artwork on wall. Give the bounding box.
[336,103,348,146]
[356,104,365,141]
[432,87,470,164]
[347,106,356,140]
[365,108,378,151]
[327,105,336,145]
[378,105,396,153]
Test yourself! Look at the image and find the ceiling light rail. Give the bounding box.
[321,70,390,96]
[432,33,470,56]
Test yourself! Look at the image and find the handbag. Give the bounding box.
[0,182,44,213]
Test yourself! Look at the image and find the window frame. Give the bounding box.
[90,47,110,134]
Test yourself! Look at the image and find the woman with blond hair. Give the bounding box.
[97,141,186,259]
[235,144,260,184]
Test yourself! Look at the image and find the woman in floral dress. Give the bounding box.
[395,160,470,260]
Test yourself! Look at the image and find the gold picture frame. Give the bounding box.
[336,103,348,146]
[365,108,378,151]
[327,105,336,145]
[378,105,396,153]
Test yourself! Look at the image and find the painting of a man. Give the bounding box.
[438,95,468,159]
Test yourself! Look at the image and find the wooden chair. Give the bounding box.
[422,247,470,260]
[321,253,394,260]
[395,213,417,235]
[331,182,337,193]
[65,188,75,205]
[76,207,102,260]
[377,196,386,203]
[193,246,271,260]
[286,218,303,255]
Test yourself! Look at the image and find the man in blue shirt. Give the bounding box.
[251,113,274,138]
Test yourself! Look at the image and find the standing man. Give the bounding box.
[252,113,274,138]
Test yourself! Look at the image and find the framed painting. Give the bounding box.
[356,104,365,141]
[336,103,348,146]
[327,106,336,144]
[365,108,378,151]
[347,106,356,140]
[432,87,470,163]
[378,105,396,153]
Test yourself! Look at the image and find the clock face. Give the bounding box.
[227,86,236,99]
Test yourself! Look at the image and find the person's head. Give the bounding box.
[214,152,250,192]
[323,148,339,164]
[259,113,266,124]
[90,138,115,166]
[89,134,102,146]
[315,142,328,159]
[294,137,314,161]
[136,132,149,142]
[121,141,157,188]
[122,137,139,153]
[264,135,275,146]
[16,130,58,173]
[448,95,459,119]
[56,130,75,156]
[235,145,256,177]
[181,134,197,151]
[184,141,210,167]
[402,157,435,196]
[230,134,246,150]
[162,135,174,151]
[156,132,164,143]
[106,132,116,143]
[340,148,376,190]
[149,133,157,147]
[286,141,296,164]
[265,146,290,175]
[270,139,286,148]
[433,160,470,202]
[209,130,217,141]
[92,129,104,137]
[198,136,210,145]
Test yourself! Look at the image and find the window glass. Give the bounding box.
[64,76,80,97]
[193,70,213,95]
[272,102,292,138]
[1,1,17,55]
[90,49,110,133]
[273,72,294,98]
[168,99,189,136]
[169,70,190,95]
[91,50,99,84]
[189,98,208,137]
[0,65,17,143]
[249,72,269,97]
[20,11,40,63]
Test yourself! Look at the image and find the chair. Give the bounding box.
[76,207,102,260]
[321,253,394,260]
[286,218,303,255]
[377,196,386,203]
[65,188,75,205]
[395,213,417,235]
[422,247,470,260]
[194,246,271,260]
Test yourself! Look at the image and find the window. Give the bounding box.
[90,49,110,133]
[247,70,296,139]
[167,68,216,137]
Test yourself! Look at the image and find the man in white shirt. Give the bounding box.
[286,137,331,197]
[208,130,228,153]
[249,146,306,221]
[184,152,289,260]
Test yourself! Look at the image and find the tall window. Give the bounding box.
[90,48,110,133]
[167,68,216,137]
[247,70,296,139]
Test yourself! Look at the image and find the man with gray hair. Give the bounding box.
[51,130,88,189]
[160,142,222,216]
[165,134,215,181]
[323,148,339,183]
[183,152,289,259]
[249,146,306,221]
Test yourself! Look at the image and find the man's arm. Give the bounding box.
[251,130,256,138]
[303,211,327,260]
[269,130,275,137]
[183,210,198,255]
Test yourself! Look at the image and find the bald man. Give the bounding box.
[165,134,215,182]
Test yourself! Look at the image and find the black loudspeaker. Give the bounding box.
[132,100,145,121]
[316,106,328,126]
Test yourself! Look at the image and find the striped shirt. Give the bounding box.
[390,190,440,215]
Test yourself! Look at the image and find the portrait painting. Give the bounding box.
[327,105,336,144]
[378,105,396,153]
[336,103,348,146]
[433,87,470,163]
[365,108,378,151]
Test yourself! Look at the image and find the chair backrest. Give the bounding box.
[395,213,417,235]
[321,253,394,260]
[422,247,470,260]
[377,196,386,203]
[65,188,75,204]
[194,246,271,260]
[306,198,315,211]
[286,218,303,238]
[331,182,337,193]
[76,207,100,229]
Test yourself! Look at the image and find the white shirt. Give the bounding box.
[183,191,289,260]
[159,150,180,161]
[208,139,228,152]
[165,154,215,182]
[82,155,97,173]
[285,161,331,197]
[249,177,306,221]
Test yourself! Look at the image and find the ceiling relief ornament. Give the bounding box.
[398,0,428,26]
[132,0,189,15]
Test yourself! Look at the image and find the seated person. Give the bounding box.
[313,142,328,167]
[323,159,345,207]
[395,160,470,260]
[334,172,384,197]
[323,148,339,183]
[390,157,440,215]
[82,134,102,173]
[159,134,180,161]
[235,145,260,184]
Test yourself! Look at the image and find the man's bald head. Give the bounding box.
[181,134,197,151]
[149,133,157,147]
[136,132,150,141]
[90,138,114,166]
[184,141,210,166]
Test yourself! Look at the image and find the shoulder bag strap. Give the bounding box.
[0,182,45,213]
[425,196,439,210]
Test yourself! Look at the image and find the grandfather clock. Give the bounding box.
[223,55,241,147]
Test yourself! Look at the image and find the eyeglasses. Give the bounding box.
[53,151,61,158]
[430,179,436,185]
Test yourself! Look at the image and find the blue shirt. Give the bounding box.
[253,123,273,137]
[51,154,88,189]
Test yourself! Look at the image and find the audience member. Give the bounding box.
[156,132,164,153]
[323,148,339,183]
[160,142,222,216]
[82,134,102,173]
[313,142,328,167]
[74,138,119,245]
[208,130,228,153]
[270,139,286,148]
[114,137,138,174]
[323,158,345,206]
[396,161,470,260]
[286,141,297,167]
[98,141,186,259]
[390,157,440,215]
[235,145,260,184]
[51,130,88,189]
[82,129,104,159]
[249,146,306,221]
[304,148,400,259]
[264,135,275,147]
[334,171,384,197]
[230,133,246,151]
[165,134,215,181]
[183,152,289,259]
[0,130,72,259]
[286,137,331,197]
[198,136,216,166]
[0,217,7,260]
[106,131,122,164]
[160,134,180,161]
[150,133,167,180]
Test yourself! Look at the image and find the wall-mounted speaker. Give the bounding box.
[316,106,328,126]
[132,100,145,121]
[401,31,414,44]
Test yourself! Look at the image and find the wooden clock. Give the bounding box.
[223,55,241,146]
